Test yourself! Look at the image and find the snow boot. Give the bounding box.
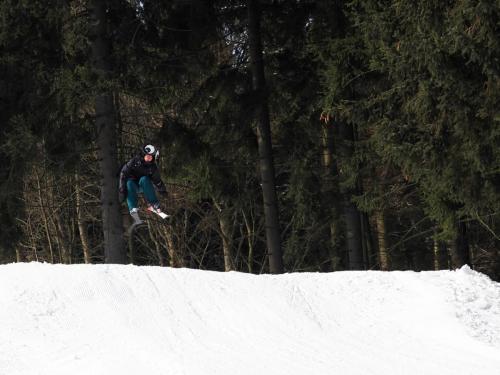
[130,207,143,225]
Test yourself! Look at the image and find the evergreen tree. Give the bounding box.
[88,0,126,263]
[352,0,499,270]
[0,0,68,261]
[0,0,498,279]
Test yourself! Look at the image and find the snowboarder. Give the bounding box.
[119,144,169,224]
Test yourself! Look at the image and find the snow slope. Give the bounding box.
[0,263,499,375]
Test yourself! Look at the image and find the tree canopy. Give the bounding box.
[1,0,498,279]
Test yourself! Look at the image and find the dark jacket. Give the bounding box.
[119,156,167,193]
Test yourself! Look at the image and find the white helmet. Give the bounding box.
[142,144,159,160]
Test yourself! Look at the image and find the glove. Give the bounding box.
[118,188,127,203]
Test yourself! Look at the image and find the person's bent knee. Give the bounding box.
[127,179,138,192]
[139,176,151,186]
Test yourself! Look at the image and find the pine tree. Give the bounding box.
[88,0,126,263]
[0,0,68,261]
[324,0,500,273]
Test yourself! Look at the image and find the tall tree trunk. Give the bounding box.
[214,202,234,272]
[321,121,335,169]
[449,220,470,269]
[75,172,92,263]
[213,201,235,271]
[15,246,25,263]
[320,121,341,271]
[242,208,256,274]
[26,216,39,262]
[344,204,364,269]
[433,235,440,271]
[219,214,234,272]
[163,225,185,268]
[336,121,364,270]
[361,212,375,268]
[247,0,283,274]
[89,0,126,264]
[433,231,446,271]
[376,210,389,271]
[49,174,71,264]
[35,170,55,264]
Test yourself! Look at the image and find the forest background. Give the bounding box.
[0,0,498,280]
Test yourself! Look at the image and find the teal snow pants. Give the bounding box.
[126,176,159,211]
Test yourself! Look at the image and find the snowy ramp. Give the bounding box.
[0,263,499,375]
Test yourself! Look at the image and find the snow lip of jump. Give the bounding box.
[0,262,499,375]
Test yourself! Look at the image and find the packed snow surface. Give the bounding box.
[0,263,499,375]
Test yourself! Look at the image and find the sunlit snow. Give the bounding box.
[0,263,499,375]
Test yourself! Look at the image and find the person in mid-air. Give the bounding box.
[119,144,168,224]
